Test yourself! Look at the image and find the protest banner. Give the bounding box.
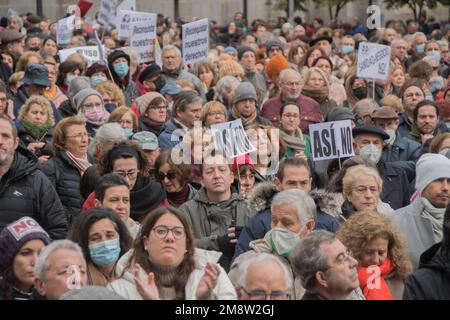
[128,14,157,63]
[118,10,156,40]
[309,120,354,161]
[59,46,102,66]
[356,42,391,81]
[115,0,136,28]
[182,18,209,65]
[211,119,256,159]
[98,0,118,30]
[56,15,75,46]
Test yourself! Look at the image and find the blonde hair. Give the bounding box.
[8,71,24,90]
[96,80,126,107]
[342,165,383,200]
[18,95,54,125]
[15,51,44,72]
[304,67,330,90]
[108,107,138,132]
[201,101,227,126]
[379,95,404,114]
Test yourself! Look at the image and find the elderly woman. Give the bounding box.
[108,107,139,139]
[95,80,126,112]
[154,150,199,208]
[135,92,168,136]
[341,165,393,221]
[201,101,227,127]
[108,49,139,106]
[107,206,237,300]
[279,103,311,159]
[41,116,94,222]
[17,95,55,162]
[68,207,133,287]
[214,75,241,110]
[136,62,166,95]
[0,217,50,300]
[338,211,413,299]
[73,88,110,138]
[312,56,347,107]
[301,67,338,117]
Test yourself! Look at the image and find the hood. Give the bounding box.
[249,233,274,254]
[247,182,277,215]
[418,243,450,275]
[6,146,38,182]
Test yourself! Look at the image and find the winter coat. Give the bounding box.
[227,112,273,129]
[403,243,450,300]
[162,66,206,99]
[377,159,411,210]
[107,249,237,300]
[397,113,449,138]
[11,86,62,122]
[260,95,323,133]
[17,122,54,158]
[387,198,441,269]
[0,147,67,239]
[158,118,187,152]
[58,99,77,118]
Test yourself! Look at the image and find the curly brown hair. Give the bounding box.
[154,150,193,186]
[337,210,413,280]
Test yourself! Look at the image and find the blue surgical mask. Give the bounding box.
[104,103,117,113]
[88,238,121,267]
[91,76,107,88]
[113,62,129,77]
[124,128,134,139]
[342,45,354,54]
[427,50,441,62]
[416,43,425,55]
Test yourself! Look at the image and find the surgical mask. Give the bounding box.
[353,87,368,100]
[427,50,441,62]
[342,45,354,54]
[359,144,382,166]
[89,238,121,267]
[65,75,76,87]
[429,76,444,93]
[104,103,117,113]
[91,76,107,88]
[416,43,425,55]
[113,62,129,77]
[124,128,134,139]
[84,107,105,122]
[268,227,303,258]
[384,129,396,145]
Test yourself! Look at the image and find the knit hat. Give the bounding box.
[219,60,245,78]
[232,81,257,104]
[415,153,450,193]
[238,46,255,60]
[138,63,162,83]
[265,53,289,78]
[73,88,104,112]
[135,92,165,115]
[223,46,238,57]
[265,39,284,55]
[0,217,50,269]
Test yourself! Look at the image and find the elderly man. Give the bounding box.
[229,189,317,299]
[265,39,284,59]
[160,45,205,99]
[408,32,428,64]
[391,38,409,70]
[0,29,24,58]
[235,252,292,300]
[261,69,322,133]
[353,98,379,125]
[34,240,88,300]
[158,91,202,151]
[238,46,267,104]
[340,35,355,54]
[382,28,398,45]
[291,230,363,300]
[389,153,450,269]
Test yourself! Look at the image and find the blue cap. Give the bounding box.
[160,83,183,95]
[224,46,238,56]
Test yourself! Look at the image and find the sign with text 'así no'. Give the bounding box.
[309,120,354,161]
[356,42,391,81]
[211,119,256,159]
[182,18,209,65]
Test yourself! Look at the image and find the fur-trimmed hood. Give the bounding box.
[247,182,278,216]
[309,189,344,218]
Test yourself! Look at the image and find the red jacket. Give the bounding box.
[260,95,323,133]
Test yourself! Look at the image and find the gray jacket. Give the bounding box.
[387,198,438,269]
[162,66,206,99]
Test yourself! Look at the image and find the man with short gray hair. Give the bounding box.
[353,98,379,125]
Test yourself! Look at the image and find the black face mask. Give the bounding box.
[155,76,166,92]
[29,46,41,52]
[353,87,368,100]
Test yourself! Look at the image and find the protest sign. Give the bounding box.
[309,120,354,161]
[98,0,118,30]
[211,119,256,159]
[182,18,209,65]
[155,38,162,67]
[56,15,75,46]
[115,0,136,28]
[118,10,156,40]
[128,14,157,63]
[59,46,102,66]
[356,42,391,81]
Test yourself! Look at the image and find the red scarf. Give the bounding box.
[358,257,395,300]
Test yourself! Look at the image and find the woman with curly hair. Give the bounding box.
[337,210,413,300]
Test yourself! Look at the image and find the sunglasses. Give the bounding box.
[158,171,177,181]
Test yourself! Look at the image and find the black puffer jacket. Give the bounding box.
[0,147,67,239]
[17,123,54,158]
[41,150,94,223]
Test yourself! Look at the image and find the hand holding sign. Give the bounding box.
[309,120,354,161]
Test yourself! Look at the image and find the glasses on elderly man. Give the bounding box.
[240,287,290,300]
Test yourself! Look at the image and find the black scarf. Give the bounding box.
[140,117,164,136]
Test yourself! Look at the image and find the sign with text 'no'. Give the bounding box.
[357,42,391,81]
[211,119,256,159]
[182,18,209,65]
[309,120,354,161]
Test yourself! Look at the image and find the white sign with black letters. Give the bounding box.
[59,46,102,66]
[56,15,75,46]
[98,0,118,30]
[118,10,156,40]
[211,119,256,159]
[309,120,354,161]
[128,13,157,63]
[356,42,391,81]
[182,18,209,65]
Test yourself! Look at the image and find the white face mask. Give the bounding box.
[268,226,306,258]
[384,130,396,145]
[359,144,382,166]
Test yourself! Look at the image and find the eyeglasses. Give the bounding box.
[158,171,177,181]
[323,249,355,271]
[66,132,89,139]
[352,186,379,195]
[240,287,290,300]
[113,169,139,179]
[152,225,185,239]
[283,81,301,87]
[207,111,226,117]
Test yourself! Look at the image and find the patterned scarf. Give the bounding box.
[66,151,92,176]
[279,128,306,152]
[21,119,53,141]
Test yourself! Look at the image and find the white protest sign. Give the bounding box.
[182,18,209,65]
[118,10,156,40]
[59,46,102,66]
[128,15,157,63]
[115,0,136,28]
[98,0,118,30]
[155,38,162,67]
[309,120,354,161]
[356,42,391,81]
[56,15,75,46]
[211,119,256,159]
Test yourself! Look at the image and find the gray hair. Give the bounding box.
[88,122,125,156]
[34,240,85,282]
[68,76,91,99]
[271,189,316,223]
[291,230,336,291]
[214,75,240,102]
[235,253,293,290]
[162,44,182,58]
[413,32,427,43]
[172,90,202,114]
[278,69,303,85]
[353,98,379,116]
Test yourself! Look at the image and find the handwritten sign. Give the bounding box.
[182,18,209,65]
[309,120,354,161]
[357,42,391,81]
[211,119,256,158]
[128,14,157,63]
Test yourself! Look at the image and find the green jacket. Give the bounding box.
[282,134,312,159]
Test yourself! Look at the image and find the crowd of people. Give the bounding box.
[1,5,450,300]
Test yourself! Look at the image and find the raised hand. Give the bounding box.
[134,263,161,300]
[195,262,220,300]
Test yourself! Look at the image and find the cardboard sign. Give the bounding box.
[56,15,75,46]
[155,38,162,67]
[98,0,118,30]
[118,10,156,40]
[182,18,209,65]
[59,46,102,66]
[115,0,136,28]
[309,120,354,161]
[357,42,391,81]
[211,119,256,158]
